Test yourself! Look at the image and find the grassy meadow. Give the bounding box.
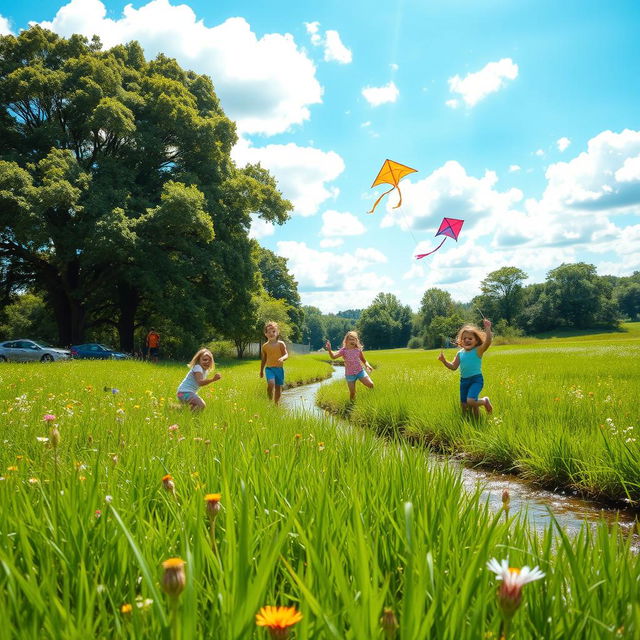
[317,323,640,505]
[0,346,639,639]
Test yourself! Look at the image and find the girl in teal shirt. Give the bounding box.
[438,318,493,418]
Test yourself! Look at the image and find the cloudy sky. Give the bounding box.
[2,0,639,312]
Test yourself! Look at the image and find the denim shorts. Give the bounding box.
[265,366,285,386]
[345,369,367,383]
[460,374,484,403]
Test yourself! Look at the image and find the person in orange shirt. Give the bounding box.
[146,329,160,362]
[259,321,288,405]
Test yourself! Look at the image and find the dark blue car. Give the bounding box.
[70,343,130,360]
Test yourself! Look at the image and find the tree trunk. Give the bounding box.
[117,282,140,353]
[234,339,248,359]
[47,287,86,347]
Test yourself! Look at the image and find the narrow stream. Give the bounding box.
[282,366,639,544]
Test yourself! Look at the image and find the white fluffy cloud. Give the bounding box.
[320,210,365,237]
[557,137,571,152]
[305,21,352,63]
[542,129,640,211]
[320,238,344,248]
[37,0,322,135]
[447,58,518,108]
[232,139,344,216]
[508,165,521,173]
[248,215,275,240]
[380,161,523,238]
[276,241,390,311]
[362,81,399,107]
[0,14,12,34]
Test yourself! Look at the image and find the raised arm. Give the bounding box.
[477,318,493,356]
[325,340,340,359]
[438,351,460,371]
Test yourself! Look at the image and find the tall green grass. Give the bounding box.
[317,325,640,504]
[0,355,638,638]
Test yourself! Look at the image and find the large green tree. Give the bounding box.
[545,263,618,329]
[357,292,412,349]
[253,243,304,341]
[475,266,528,324]
[0,27,290,349]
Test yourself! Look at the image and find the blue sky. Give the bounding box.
[2,0,639,312]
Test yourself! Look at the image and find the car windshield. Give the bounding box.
[98,344,114,351]
[33,341,55,348]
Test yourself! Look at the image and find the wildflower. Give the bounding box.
[380,607,399,639]
[255,606,302,639]
[161,558,186,598]
[95,510,102,518]
[50,427,61,448]
[43,414,56,422]
[36,436,49,443]
[120,603,133,616]
[502,489,510,513]
[105,495,113,503]
[318,442,325,451]
[162,474,176,495]
[205,493,222,519]
[487,558,545,618]
[294,434,301,440]
[6,466,18,472]
[135,596,153,610]
[28,477,39,485]
[168,424,179,433]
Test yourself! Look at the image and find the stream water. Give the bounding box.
[281,366,639,545]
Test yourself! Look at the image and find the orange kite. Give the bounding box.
[368,159,417,214]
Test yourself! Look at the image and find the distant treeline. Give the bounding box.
[300,265,640,351]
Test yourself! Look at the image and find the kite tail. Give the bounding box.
[392,186,403,209]
[367,185,396,214]
[415,237,446,259]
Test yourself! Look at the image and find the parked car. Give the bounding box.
[70,343,130,360]
[0,339,71,362]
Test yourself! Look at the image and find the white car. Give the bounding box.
[0,339,71,363]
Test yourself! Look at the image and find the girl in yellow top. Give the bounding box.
[260,321,288,404]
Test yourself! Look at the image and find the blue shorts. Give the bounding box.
[177,391,197,403]
[460,374,484,403]
[345,369,368,383]
[265,366,285,386]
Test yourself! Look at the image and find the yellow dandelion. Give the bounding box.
[120,603,133,615]
[255,606,302,638]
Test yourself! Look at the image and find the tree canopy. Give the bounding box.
[0,27,291,349]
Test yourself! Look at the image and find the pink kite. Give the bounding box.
[415,217,464,259]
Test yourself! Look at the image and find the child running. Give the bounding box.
[438,318,493,417]
[325,331,374,401]
[260,321,288,405]
[176,348,221,410]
